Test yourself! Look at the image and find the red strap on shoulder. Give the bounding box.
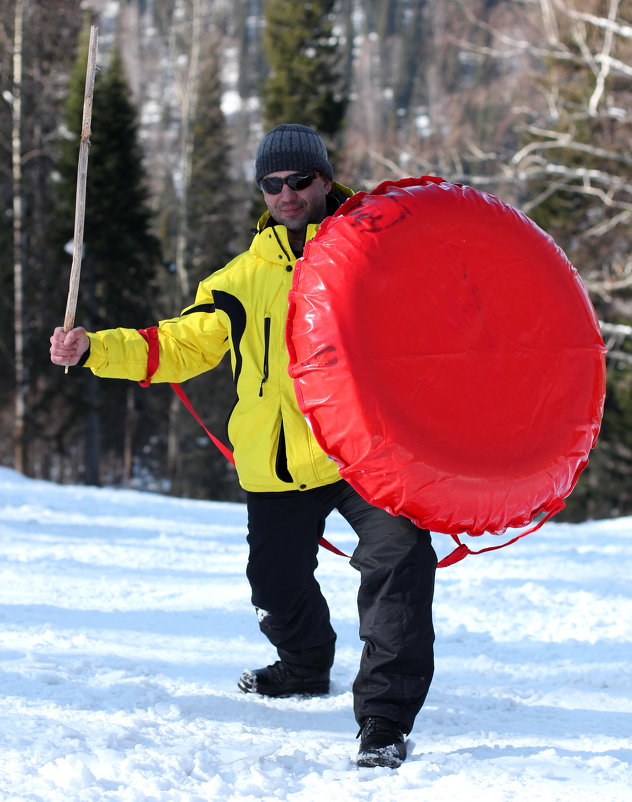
[137,327,160,387]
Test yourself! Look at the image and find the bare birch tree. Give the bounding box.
[402,0,632,343]
[11,0,25,473]
[343,0,632,517]
[451,0,632,518]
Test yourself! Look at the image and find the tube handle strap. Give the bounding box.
[436,500,565,568]
[137,326,160,387]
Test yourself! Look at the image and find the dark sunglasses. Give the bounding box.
[259,171,317,195]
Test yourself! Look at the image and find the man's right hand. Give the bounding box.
[50,326,90,366]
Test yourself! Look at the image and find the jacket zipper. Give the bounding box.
[271,227,293,262]
[259,316,271,396]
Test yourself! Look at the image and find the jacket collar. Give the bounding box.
[251,181,354,264]
[254,181,354,234]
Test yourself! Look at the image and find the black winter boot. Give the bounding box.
[356,716,407,768]
[238,660,330,697]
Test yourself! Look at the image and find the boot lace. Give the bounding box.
[267,660,296,683]
[357,715,402,740]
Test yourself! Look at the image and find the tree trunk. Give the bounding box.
[12,0,26,474]
[167,0,204,493]
[123,384,137,484]
[173,0,203,307]
[166,390,182,494]
[83,251,101,485]
[84,372,101,485]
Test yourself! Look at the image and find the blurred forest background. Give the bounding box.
[1,0,630,521]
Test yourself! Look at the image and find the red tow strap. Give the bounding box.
[136,327,349,558]
[138,326,547,566]
[169,381,236,465]
[436,501,565,567]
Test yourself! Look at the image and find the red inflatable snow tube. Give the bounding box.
[286,177,606,562]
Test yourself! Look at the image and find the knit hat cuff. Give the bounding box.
[255,124,333,183]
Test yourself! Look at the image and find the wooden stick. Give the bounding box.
[63,25,98,372]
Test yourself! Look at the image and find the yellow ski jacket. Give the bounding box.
[83,182,353,493]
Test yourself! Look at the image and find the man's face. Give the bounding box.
[261,170,332,232]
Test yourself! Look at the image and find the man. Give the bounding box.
[50,123,437,768]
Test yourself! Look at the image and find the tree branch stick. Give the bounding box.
[63,25,98,371]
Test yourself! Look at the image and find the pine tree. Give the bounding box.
[167,44,239,501]
[188,49,234,282]
[261,0,347,138]
[60,44,161,329]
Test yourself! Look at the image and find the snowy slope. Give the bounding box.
[0,466,630,801]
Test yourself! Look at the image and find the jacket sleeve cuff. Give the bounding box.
[76,344,91,368]
[81,329,149,381]
[83,332,105,370]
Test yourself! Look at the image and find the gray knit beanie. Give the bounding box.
[255,123,334,183]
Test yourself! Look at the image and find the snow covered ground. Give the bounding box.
[0,465,630,801]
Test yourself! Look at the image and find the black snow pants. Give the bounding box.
[246,480,437,733]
